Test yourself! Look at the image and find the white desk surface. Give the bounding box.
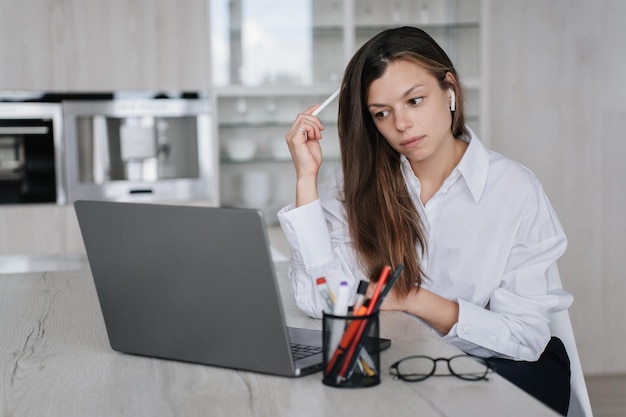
[0,261,559,417]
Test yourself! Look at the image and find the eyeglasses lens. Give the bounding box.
[448,356,489,380]
[395,356,436,381]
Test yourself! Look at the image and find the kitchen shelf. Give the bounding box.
[220,156,340,165]
[214,85,339,97]
[218,120,337,129]
[315,21,479,32]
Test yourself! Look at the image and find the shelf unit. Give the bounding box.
[214,87,341,223]
[209,0,485,222]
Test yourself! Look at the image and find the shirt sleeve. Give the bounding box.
[277,177,367,318]
[443,182,572,361]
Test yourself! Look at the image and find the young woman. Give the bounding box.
[278,26,572,415]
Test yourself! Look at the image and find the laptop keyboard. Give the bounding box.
[290,343,323,360]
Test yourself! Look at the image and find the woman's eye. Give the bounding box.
[408,97,423,106]
[374,110,390,119]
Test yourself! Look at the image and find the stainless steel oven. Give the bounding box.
[0,101,64,204]
[62,96,218,204]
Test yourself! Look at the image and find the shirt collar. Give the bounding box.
[399,126,490,203]
[455,127,489,203]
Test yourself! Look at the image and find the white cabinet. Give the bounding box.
[0,204,85,255]
[210,0,485,221]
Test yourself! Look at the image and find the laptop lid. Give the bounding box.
[74,200,323,377]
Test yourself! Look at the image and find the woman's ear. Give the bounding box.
[444,71,457,85]
[444,72,458,112]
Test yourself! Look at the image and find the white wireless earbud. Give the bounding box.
[448,88,456,112]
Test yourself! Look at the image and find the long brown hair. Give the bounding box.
[337,26,468,295]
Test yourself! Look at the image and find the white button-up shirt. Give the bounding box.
[277,129,572,361]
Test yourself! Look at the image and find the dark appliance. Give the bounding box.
[0,100,64,204]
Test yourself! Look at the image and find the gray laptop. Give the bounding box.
[74,200,323,377]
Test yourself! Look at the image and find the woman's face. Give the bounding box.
[366,59,455,165]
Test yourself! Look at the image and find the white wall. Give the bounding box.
[486,0,626,374]
[0,0,210,90]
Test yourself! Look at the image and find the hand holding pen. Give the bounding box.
[286,89,338,144]
[285,89,340,207]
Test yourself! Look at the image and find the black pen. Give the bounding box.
[353,280,368,312]
[374,264,404,312]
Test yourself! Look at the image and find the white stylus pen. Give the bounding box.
[312,88,340,116]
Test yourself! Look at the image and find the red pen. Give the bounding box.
[366,265,391,315]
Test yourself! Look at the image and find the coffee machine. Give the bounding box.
[62,92,218,204]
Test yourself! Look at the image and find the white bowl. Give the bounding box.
[226,138,257,161]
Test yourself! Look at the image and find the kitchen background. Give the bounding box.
[0,0,624,380]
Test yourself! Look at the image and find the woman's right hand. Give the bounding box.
[285,105,325,206]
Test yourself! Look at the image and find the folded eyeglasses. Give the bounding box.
[389,354,491,382]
